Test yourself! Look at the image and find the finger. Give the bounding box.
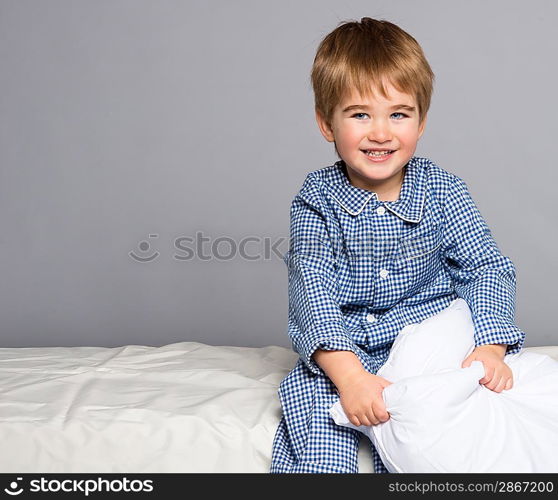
[349,415,361,427]
[480,366,495,385]
[494,376,508,393]
[376,375,392,387]
[366,404,380,426]
[505,378,513,391]
[487,374,503,392]
[372,403,389,423]
[461,355,473,369]
[366,412,380,426]
[378,411,390,423]
[485,373,499,390]
[359,414,372,427]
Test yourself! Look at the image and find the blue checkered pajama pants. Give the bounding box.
[270,358,389,474]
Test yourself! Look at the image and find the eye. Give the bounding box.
[391,112,408,120]
[351,112,369,120]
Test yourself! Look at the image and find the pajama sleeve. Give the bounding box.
[442,175,526,354]
[284,183,361,375]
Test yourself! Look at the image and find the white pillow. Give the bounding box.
[376,298,475,382]
[330,298,558,472]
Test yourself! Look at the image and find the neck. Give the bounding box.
[344,165,405,201]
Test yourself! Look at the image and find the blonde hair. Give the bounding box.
[311,17,434,126]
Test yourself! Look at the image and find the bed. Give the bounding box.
[1,341,556,473]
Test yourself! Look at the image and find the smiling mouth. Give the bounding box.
[362,149,395,157]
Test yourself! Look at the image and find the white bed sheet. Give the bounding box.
[0,341,556,473]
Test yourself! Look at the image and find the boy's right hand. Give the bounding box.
[336,371,392,427]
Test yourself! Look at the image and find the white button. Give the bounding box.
[376,206,386,215]
[366,313,377,323]
[379,269,389,279]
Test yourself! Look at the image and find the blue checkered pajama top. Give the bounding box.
[270,156,525,474]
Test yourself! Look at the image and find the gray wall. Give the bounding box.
[1,0,556,348]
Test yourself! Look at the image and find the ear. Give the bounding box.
[418,113,428,139]
[315,109,335,143]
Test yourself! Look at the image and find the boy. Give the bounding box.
[270,17,525,474]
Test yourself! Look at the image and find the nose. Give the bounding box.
[367,119,392,143]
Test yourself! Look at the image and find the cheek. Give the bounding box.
[398,128,420,147]
[336,126,361,147]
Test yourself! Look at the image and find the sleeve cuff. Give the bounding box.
[472,313,526,354]
[292,321,359,375]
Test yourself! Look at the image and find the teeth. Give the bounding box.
[365,150,393,156]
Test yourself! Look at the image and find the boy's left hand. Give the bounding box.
[461,344,513,393]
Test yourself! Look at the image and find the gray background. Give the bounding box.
[1,0,556,348]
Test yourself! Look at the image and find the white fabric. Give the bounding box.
[0,342,298,472]
[330,298,558,472]
[0,333,556,473]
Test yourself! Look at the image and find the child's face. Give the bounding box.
[316,81,427,197]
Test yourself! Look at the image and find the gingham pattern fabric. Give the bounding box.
[271,156,526,474]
